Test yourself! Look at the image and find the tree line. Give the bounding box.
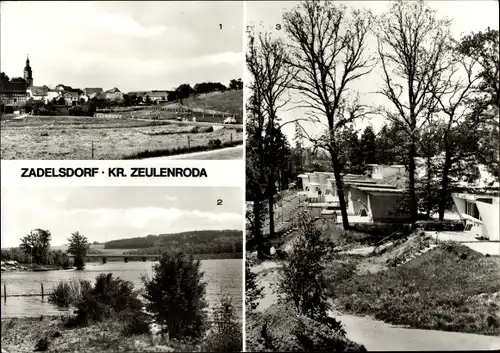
[105,230,243,255]
[246,0,499,258]
[14,77,244,116]
[1,229,90,270]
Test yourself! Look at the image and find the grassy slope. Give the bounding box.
[328,243,500,336]
[182,90,243,116]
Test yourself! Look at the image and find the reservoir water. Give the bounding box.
[0,259,242,318]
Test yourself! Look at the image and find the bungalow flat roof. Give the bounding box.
[349,183,396,189]
[345,179,378,184]
[357,187,404,193]
[452,193,500,201]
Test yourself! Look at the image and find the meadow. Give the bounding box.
[1,115,242,160]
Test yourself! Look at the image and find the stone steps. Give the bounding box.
[396,244,439,267]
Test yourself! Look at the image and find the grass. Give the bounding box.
[182,90,243,118]
[123,139,242,159]
[0,316,201,353]
[327,242,500,336]
[1,116,243,159]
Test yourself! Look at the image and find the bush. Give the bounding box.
[208,139,222,147]
[415,220,465,232]
[351,222,411,237]
[278,212,334,321]
[48,279,91,308]
[245,262,263,313]
[121,311,151,336]
[70,273,142,326]
[246,304,364,352]
[203,295,242,352]
[142,252,208,340]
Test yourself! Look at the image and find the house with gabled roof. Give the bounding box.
[105,87,123,102]
[84,88,103,99]
[27,86,49,101]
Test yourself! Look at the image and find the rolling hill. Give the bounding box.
[182,90,243,118]
[104,229,243,255]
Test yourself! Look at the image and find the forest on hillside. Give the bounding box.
[105,230,243,255]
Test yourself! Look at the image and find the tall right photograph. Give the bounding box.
[244,1,500,352]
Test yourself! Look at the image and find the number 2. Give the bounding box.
[217,199,223,205]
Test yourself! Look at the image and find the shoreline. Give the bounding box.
[1,252,243,273]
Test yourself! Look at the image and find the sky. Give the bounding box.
[246,0,500,144]
[0,1,243,92]
[0,186,243,248]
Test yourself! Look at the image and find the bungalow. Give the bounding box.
[452,192,499,241]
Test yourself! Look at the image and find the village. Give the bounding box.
[0,57,244,160]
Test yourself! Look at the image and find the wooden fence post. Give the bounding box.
[3,284,6,300]
[41,283,44,298]
[187,136,190,149]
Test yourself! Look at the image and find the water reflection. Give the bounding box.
[1,259,241,318]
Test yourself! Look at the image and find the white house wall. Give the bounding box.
[476,201,500,241]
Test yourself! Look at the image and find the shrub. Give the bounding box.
[278,211,335,321]
[203,295,242,352]
[245,262,263,313]
[71,273,142,326]
[246,304,364,352]
[142,252,208,340]
[48,279,91,308]
[121,311,151,336]
[350,222,411,237]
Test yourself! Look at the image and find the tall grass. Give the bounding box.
[48,279,91,307]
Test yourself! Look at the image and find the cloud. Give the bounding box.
[165,195,178,201]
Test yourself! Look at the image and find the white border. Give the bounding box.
[0,160,244,187]
[242,0,248,350]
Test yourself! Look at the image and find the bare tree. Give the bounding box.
[246,27,294,256]
[376,0,452,221]
[283,0,374,230]
[429,42,482,220]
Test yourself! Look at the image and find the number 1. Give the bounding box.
[219,24,222,30]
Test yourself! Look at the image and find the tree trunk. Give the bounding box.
[426,155,432,218]
[438,149,452,221]
[253,198,264,259]
[268,171,275,238]
[408,135,418,221]
[331,152,350,230]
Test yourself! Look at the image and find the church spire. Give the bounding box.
[24,54,33,87]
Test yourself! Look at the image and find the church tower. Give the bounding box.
[24,56,33,87]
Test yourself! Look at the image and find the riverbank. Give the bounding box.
[1,315,196,353]
[1,253,243,273]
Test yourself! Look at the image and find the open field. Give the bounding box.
[182,90,243,117]
[1,116,242,160]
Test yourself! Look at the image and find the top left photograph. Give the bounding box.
[0,1,243,160]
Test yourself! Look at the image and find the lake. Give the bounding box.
[0,259,242,318]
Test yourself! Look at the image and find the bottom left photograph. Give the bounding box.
[0,186,243,353]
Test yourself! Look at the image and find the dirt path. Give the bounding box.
[252,261,500,351]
